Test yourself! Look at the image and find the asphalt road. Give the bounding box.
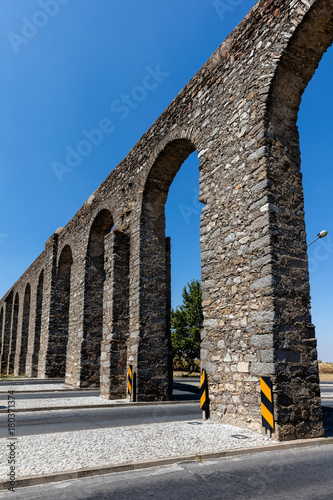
[0,378,200,407]
[0,390,100,401]
[2,444,333,499]
[320,387,333,397]
[0,379,331,439]
[0,403,201,437]
[0,379,65,386]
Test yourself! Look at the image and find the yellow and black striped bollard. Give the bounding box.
[128,365,133,401]
[200,369,208,420]
[260,376,274,438]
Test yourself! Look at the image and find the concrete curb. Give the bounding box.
[1,436,333,491]
[0,400,199,413]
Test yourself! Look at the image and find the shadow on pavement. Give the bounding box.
[322,406,333,437]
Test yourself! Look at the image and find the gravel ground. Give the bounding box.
[0,420,275,479]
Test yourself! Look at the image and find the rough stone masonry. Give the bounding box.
[1,0,332,441]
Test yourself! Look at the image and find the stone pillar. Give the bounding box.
[0,306,4,372]
[100,230,130,399]
[38,235,59,378]
[165,237,173,395]
[25,284,37,377]
[128,216,172,402]
[65,251,86,387]
[14,284,31,376]
[261,131,324,441]
[30,272,44,377]
[0,292,13,375]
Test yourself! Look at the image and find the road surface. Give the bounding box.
[2,444,333,499]
[0,402,201,437]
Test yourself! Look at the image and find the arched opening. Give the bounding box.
[166,151,202,374]
[298,45,333,363]
[47,246,73,378]
[0,307,3,339]
[0,292,13,375]
[0,307,4,370]
[32,270,44,377]
[82,209,114,387]
[8,293,19,375]
[19,283,31,375]
[137,138,202,400]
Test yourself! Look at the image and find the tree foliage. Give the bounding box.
[171,279,203,372]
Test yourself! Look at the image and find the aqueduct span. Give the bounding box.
[1,0,332,440]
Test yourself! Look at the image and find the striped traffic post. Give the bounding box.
[260,376,274,437]
[128,365,133,401]
[200,369,208,420]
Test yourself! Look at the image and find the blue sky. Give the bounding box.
[0,1,332,360]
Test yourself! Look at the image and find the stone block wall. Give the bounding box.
[1,0,332,440]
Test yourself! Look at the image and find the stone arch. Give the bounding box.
[0,306,4,370]
[134,138,201,400]
[47,246,73,378]
[0,292,13,375]
[8,292,19,374]
[268,0,333,140]
[31,270,44,377]
[0,306,3,338]
[18,283,31,375]
[257,0,333,440]
[81,209,114,387]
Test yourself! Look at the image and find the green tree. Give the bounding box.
[171,279,203,372]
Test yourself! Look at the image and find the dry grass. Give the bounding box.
[319,363,333,374]
[317,363,333,382]
[319,373,333,382]
[173,371,200,378]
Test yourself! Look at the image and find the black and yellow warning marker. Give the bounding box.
[128,365,136,402]
[128,365,133,400]
[200,369,208,419]
[260,376,274,434]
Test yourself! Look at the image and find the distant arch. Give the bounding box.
[0,307,3,337]
[18,283,31,375]
[81,209,114,387]
[0,293,13,375]
[47,246,73,378]
[31,270,44,377]
[8,293,19,374]
[0,306,4,368]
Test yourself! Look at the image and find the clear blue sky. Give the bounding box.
[0,1,332,360]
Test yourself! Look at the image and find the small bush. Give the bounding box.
[173,357,200,373]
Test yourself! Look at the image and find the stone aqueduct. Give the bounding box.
[1,0,332,440]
